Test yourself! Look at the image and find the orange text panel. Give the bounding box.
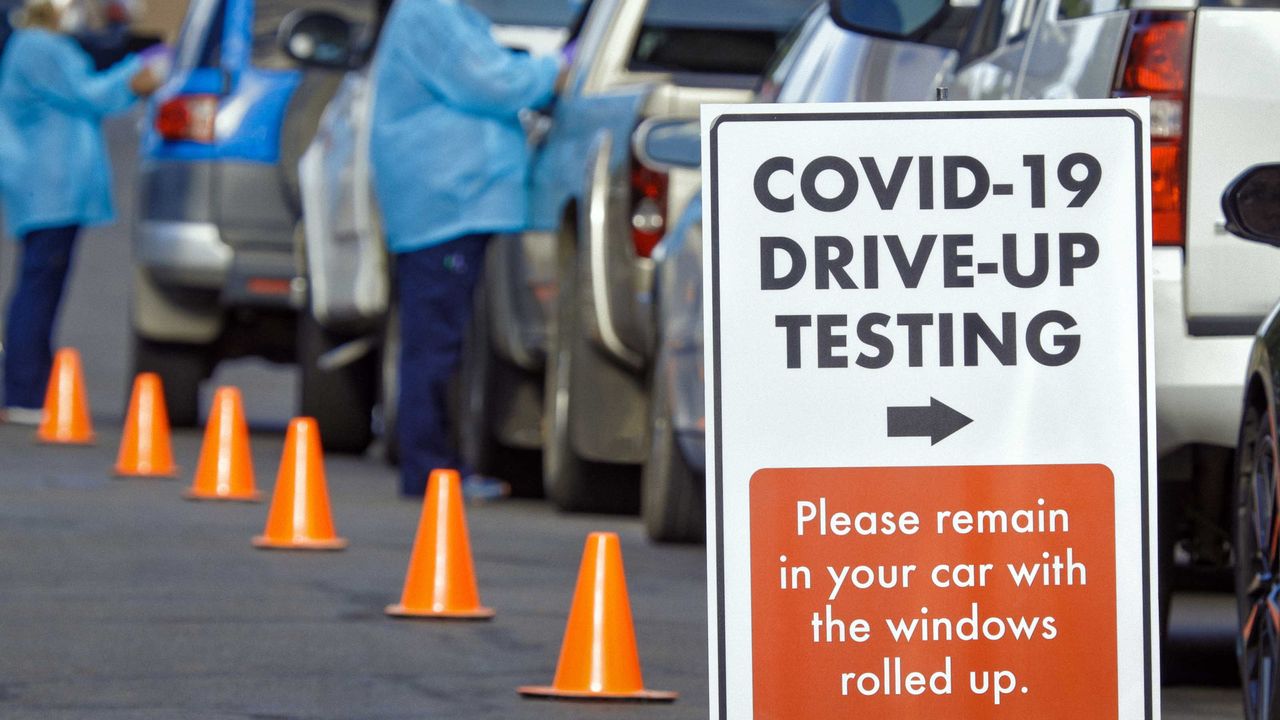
[750,464,1118,719]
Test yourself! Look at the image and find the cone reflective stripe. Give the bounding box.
[252,417,346,551]
[185,387,260,502]
[518,532,677,702]
[115,373,178,477]
[37,348,93,444]
[386,469,494,620]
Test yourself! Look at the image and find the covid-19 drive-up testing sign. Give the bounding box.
[702,100,1156,719]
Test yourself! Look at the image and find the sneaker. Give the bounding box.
[461,474,511,503]
[3,406,44,426]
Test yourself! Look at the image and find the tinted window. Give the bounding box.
[630,0,812,75]
[1058,0,1125,18]
[642,0,813,31]
[1199,0,1280,6]
[172,0,226,70]
[253,0,377,69]
[467,0,574,27]
[198,1,227,67]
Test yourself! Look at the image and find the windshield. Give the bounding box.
[467,0,574,27]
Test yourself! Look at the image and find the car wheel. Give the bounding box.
[642,357,704,543]
[1236,399,1280,719]
[298,307,376,455]
[458,280,541,497]
[131,334,206,428]
[543,243,638,514]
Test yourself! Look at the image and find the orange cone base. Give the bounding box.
[115,465,179,479]
[252,535,347,551]
[384,603,495,621]
[517,686,677,703]
[183,489,263,503]
[36,435,95,446]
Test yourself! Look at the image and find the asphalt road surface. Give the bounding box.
[0,117,1246,718]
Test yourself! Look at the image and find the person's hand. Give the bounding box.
[129,67,162,98]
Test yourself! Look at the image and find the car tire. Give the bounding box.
[1235,399,1280,719]
[298,307,376,455]
[642,357,704,543]
[543,244,639,514]
[458,280,541,497]
[132,335,206,428]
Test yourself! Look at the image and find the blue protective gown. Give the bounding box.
[0,29,140,239]
[371,0,560,254]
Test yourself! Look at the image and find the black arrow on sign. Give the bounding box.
[887,398,973,445]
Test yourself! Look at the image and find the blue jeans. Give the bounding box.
[396,234,490,495]
[4,225,80,409]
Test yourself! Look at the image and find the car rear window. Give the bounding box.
[1197,0,1280,6]
[1060,0,1280,19]
[629,0,813,76]
[467,0,574,27]
[253,0,378,69]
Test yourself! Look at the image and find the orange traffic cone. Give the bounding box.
[518,532,677,702]
[185,387,261,502]
[252,417,346,551]
[114,373,178,478]
[37,348,94,445]
[386,469,495,620]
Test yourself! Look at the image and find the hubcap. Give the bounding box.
[1241,416,1280,719]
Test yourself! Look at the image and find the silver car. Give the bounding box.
[638,3,962,541]
[458,0,813,513]
[131,0,380,446]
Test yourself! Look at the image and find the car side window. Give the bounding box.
[956,0,1038,63]
[1057,0,1126,20]
[957,0,1008,63]
[252,0,377,70]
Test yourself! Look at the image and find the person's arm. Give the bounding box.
[394,6,559,117]
[18,36,142,118]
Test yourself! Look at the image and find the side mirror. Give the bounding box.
[633,118,700,172]
[1223,164,1280,247]
[828,0,949,41]
[278,9,358,70]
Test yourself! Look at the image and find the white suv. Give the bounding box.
[831,0,1280,583]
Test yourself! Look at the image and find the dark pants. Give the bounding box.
[4,225,80,409]
[395,233,490,495]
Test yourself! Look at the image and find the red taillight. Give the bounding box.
[1114,11,1193,246]
[155,95,218,143]
[631,160,668,258]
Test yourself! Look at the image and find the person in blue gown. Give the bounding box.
[0,0,160,423]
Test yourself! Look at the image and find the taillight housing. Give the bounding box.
[1113,11,1193,246]
[631,159,669,258]
[155,95,219,143]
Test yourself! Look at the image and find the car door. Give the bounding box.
[1014,0,1129,100]
[299,66,386,329]
[947,0,1046,100]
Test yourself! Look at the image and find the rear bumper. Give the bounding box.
[136,158,301,309]
[136,221,301,309]
[1153,247,1253,455]
[136,221,231,289]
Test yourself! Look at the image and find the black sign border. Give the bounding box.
[708,108,1151,719]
